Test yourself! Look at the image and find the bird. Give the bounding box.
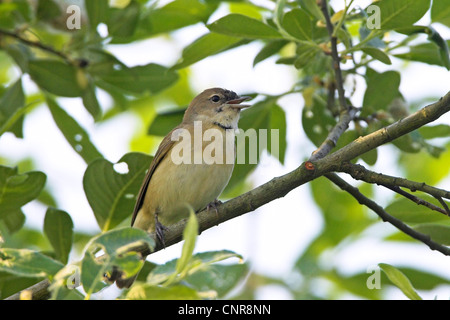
[114,88,251,288]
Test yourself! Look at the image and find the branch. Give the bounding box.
[5,91,450,300]
[0,28,84,66]
[338,162,450,217]
[326,173,450,256]
[310,0,358,161]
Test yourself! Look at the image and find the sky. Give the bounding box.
[0,0,449,299]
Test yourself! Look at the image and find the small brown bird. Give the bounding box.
[114,88,251,288]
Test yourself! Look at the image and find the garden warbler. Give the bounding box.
[114,88,251,288]
[132,88,251,240]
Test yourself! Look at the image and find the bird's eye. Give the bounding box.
[211,95,221,102]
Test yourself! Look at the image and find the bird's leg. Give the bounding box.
[155,213,168,248]
[206,198,222,218]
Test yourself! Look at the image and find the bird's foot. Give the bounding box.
[206,199,222,218]
[155,216,168,248]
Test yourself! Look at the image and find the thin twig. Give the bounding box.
[309,0,358,161]
[0,28,73,64]
[326,172,450,256]
[383,184,450,217]
[319,0,348,112]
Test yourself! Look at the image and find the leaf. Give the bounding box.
[362,68,401,116]
[81,227,154,296]
[28,60,84,97]
[81,80,102,121]
[148,108,185,136]
[85,0,108,30]
[126,284,200,300]
[431,0,450,28]
[165,210,198,285]
[282,8,313,41]
[414,223,450,245]
[253,39,288,67]
[208,14,282,39]
[44,208,74,264]
[361,47,392,65]
[269,104,287,164]
[394,40,450,69]
[0,165,46,218]
[379,263,422,300]
[186,263,248,298]
[302,93,336,147]
[418,124,450,139]
[95,63,178,95]
[83,152,152,231]
[143,0,217,36]
[173,32,242,69]
[147,250,244,288]
[47,98,103,164]
[108,0,140,40]
[374,0,431,30]
[385,197,450,224]
[0,79,25,137]
[394,27,450,70]
[0,248,63,278]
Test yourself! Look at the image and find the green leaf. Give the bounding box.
[186,263,248,298]
[386,197,450,224]
[81,227,154,296]
[302,94,336,147]
[28,60,84,97]
[282,8,313,41]
[0,166,46,218]
[394,41,450,69]
[148,108,185,136]
[208,13,282,39]
[253,39,288,67]
[394,27,450,70]
[414,223,450,245]
[83,152,152,231]
[44,208,74,264]
[81,80,102,121]
[418,124,450,139]
[362,68,401,116]
[95,63,178,95]
[298,0,324,20]
[173,32,242,69]
[0,79,25,137]
[269,104,287,164]
[85,0,109,30]
[126,284,200,300]
[47,98,103,164]
[108,0,140,40]
[361,47,392,65]
[0,248,63,278]
[143,0,217,36]
[379,263,422,300]
[294,44,321,69]
[374,0,431,30]
[431,0,450,28]
[166,210,198,285]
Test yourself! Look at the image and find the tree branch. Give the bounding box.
[338,162,450,217]
[0,28,84,66]
[5,91,450,300]
[326,172,450,256]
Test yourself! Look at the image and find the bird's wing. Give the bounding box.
[130,126,179,226]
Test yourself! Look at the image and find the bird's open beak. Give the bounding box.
[227,96,252,110]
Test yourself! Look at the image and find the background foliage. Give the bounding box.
[0,0,449,299]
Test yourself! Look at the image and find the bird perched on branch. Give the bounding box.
[114,88,251,288]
